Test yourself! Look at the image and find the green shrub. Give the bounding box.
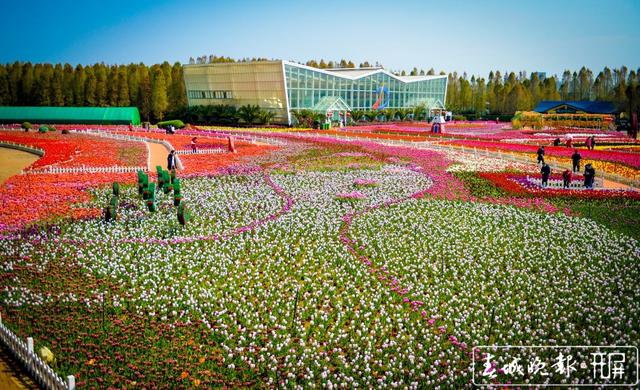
[38,125,48,133]
[21,122,32,131]
[48,125,56,132]
[157,120,185,129]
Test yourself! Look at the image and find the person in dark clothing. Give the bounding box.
[571,149,582,172]
[167,150,176,171]
[590,136,596,150]
[562,169,572,189]
[583,163,596,189]
[536,146,545,165]
[553,137,561,146]
[541,163,551,187]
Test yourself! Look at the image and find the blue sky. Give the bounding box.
[2,0,639,77]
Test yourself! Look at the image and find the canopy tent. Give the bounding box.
[311,96,352,113]
[0,106,141,125]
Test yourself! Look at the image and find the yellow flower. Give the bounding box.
[193,379,201,387]
[38,347,55,365]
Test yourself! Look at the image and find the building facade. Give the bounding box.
[183,60,447,125]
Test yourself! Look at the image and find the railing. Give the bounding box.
[26,165,147,174]
[524,176,603,190]
[175,148,227,155]
[0,141,45,156]
[0,314,75,390]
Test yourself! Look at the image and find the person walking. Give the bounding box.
[585,136,592,150]
[583,163,596,189]
[553,137,561,146]
[571,149,582,172]
[590,135,596,150]
[562,169,573,189]
[191,137,197,153]
[541,163,551,187]
[536,146,545,165]
[167,150,176,171]
[565,135,573,148]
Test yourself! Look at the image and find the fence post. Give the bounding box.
[67,375,76,390]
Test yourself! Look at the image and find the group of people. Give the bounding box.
[538,146,596,189]
[584,135,597,150]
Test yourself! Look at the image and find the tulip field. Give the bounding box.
[1,125,639,387]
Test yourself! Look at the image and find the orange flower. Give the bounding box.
[198,356,206,364]
[180,371,189,380]
[187,338,195,346]
[193,379,201,387]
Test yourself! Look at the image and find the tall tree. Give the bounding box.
[169,62,187,109]
[117,66,130,106]
[84,68,97,106]
[95,65,108,106]
[137,66,152,121]
[50,64,64,106]
[151,66,168,121]
[73,64,85,106]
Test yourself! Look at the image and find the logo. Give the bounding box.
[372,83,390,110]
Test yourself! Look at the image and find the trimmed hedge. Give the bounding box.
[157,120,185,129]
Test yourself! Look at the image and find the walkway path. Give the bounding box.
[0,345,36,389]
[146,142,170,171]
[0,148,39,185]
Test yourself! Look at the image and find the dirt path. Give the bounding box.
[0,345,36,390]
[146,142,170,171]
[0,147,39,185]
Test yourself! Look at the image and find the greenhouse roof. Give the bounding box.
[0,106,141,125]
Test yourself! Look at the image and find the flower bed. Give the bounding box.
[440,139,640,169]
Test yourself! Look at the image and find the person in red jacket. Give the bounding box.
[562,169,573,189]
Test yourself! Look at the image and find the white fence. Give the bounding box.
[0,315,75,390]
[0,141,45,156]
[525,176,603,189]
[27,165,146,174]
[175,148,227,155]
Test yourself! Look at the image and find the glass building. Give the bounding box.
[183,60,447,125]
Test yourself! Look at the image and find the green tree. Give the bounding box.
[50,64,64,106]
[169,62,187,109]
[62,63,74,106]
[138,66,152,121]
[107,65,119,106]
[20,62,35,105]
[0,66,9,105]
[151,66,168,121]
[117,67,130,106]
[84,69,97,106]
[73,64,85,106]
[95,65,108,106]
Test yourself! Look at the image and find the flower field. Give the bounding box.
[1,125,639,387]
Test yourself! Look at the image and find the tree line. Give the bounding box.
[0,62,187,122]
[1,59,638,123]
[445,67,640,118]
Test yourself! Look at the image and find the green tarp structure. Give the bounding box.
[0,106,141,125]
